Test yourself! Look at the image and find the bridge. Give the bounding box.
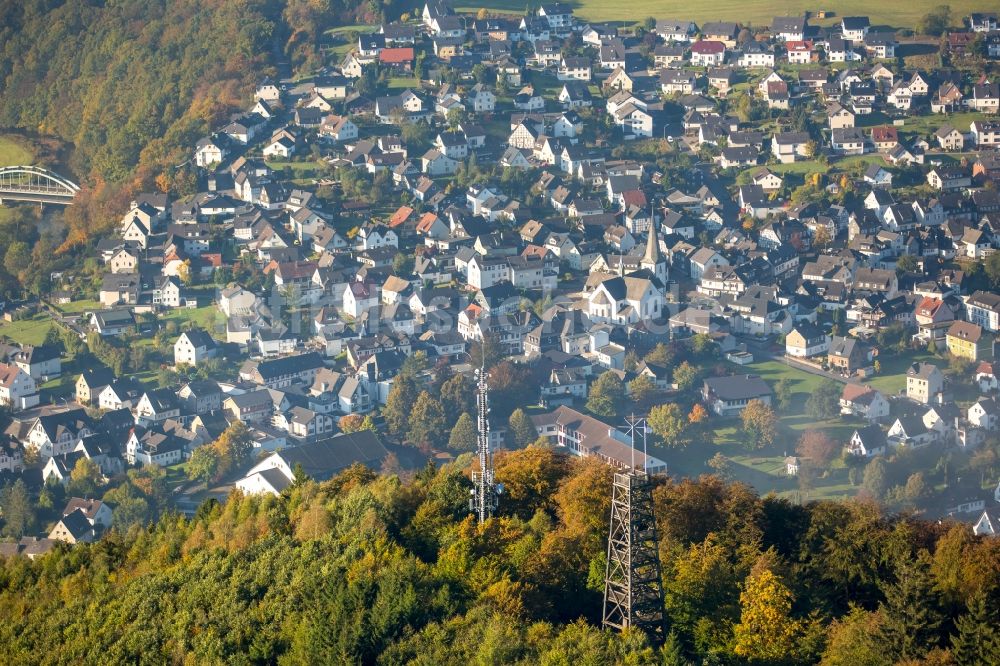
[0,165,80,206]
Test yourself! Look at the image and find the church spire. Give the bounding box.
[642,213,660,266]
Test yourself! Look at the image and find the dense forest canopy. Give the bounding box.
[0,450,998,665]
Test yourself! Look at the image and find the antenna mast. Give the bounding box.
[469,362,500,524]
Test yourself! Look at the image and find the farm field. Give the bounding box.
[460,0,988,30]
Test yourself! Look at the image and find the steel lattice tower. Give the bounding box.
[469,365,499,523]
[602,418,664,644]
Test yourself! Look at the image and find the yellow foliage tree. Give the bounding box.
[733,566,803,660]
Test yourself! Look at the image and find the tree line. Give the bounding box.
[0,450,997,664]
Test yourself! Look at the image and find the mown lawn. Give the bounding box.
[52,299,103,315]
[0,134,33,167]
[866,349,937,395]
[161,303,223,335]
[0,313,55,346]
[461,0,988,30]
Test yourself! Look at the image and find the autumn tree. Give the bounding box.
[586,371,624,419]
[819,605,884,666]
[688,404,708,424]
[448,412,476,452]
[213,420,253,479]
[740,399,777,450]
[68,457,103,497]
[339,414,376,433]
[733,565,804,661]
[470,333,504,370]
[796,430,838,468]
[493,446,569,518]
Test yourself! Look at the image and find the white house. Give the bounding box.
[174,329,218,368]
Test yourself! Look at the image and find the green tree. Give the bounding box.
[586,371,624,418]
[951,590,1000,666]
[918,4,951,35]
[643,342,673,367]
[392,252,414,276]
[407,391,447,448]
[896,254,918,273]
[400,350,429,378]
[439,374,475,425]
[672,361,699,392]
[508,408,536,448]
[806,379,842,420]
[877,552,946,662]
[649,403,686,447]
[861,457,889,500]
[383,374,419,435]
[187,445,220,485]
[774,377,794,412]
[448,412,477,452]
[3,241,32,282]
[1,479,36,538]
[627,374,656,403]
[102,484,151,532]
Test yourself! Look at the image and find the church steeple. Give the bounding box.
[642,216,660,266]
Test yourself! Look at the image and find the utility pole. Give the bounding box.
[469,362,500,524]
[602,415,665,645]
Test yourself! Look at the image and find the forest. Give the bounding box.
[0,449,998,665]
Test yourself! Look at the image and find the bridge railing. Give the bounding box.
[0,166,80,197]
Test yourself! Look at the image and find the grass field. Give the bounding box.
[460,0,988,30]
[161,303,223,335]
[0,314,54,346]
[51,299,103,315]
[0,135,33,167]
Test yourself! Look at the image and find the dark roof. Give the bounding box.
[276,431,389,481]
[251,352,325,381]
[57,509,93,540]
[703,374,773,401]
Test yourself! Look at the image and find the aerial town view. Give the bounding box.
[0,0,999,662]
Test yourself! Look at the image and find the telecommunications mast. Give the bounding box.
[469,361,500,524]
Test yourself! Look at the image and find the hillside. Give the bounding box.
[0,452,998,664]
[0,0,384,250]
